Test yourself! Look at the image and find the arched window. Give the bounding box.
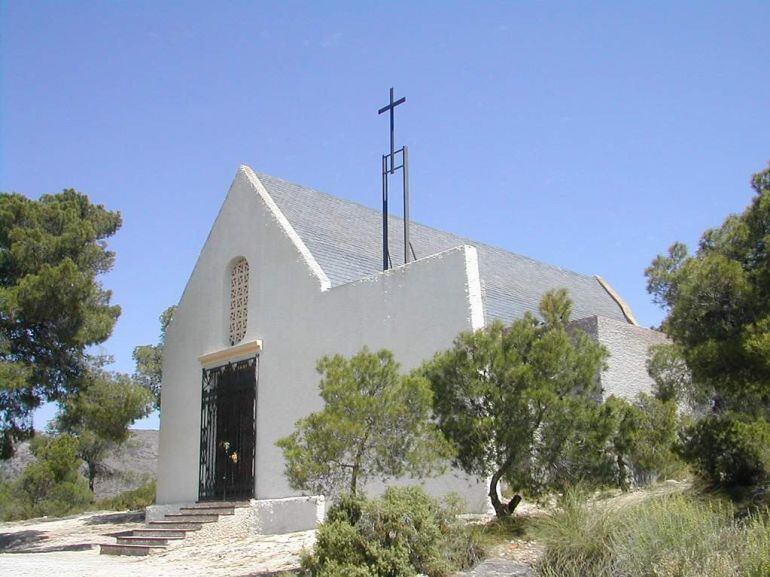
[229,257,249,346]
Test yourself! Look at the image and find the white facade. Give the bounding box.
[157,165,664,514]
[157,166,488,510]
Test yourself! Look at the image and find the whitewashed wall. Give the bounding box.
[157,166,488,511]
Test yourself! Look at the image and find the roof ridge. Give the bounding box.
[254,171,598,282]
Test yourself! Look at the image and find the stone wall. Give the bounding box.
[146,497,325,537]
[571,315,668,400]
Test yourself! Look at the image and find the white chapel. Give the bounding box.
[154,165,665,529]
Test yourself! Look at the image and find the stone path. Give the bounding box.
[457,558,533,576]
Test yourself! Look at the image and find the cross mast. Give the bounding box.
[378,87,413,270]
[378,87,406,175]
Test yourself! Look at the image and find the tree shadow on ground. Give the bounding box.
[0,529,48,553]
[17,543,96,553]
[0,530,98,553]
[84,511,144,525]
[241,571,301,577]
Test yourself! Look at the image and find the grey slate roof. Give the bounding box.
[257,172,630,325]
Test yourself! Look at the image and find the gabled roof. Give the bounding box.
[256,171,632,325]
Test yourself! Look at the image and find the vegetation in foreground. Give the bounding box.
[0,188,157,521]
[281,291,687,522]
[0,432,155,521]
[0,476,156,521]
[277,349,453,499]
[0,189,123,457]
[535,488,770,577]
[646,163,770,491]
[297,486,483,577]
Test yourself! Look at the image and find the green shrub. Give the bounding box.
[2,434,93,520]
[34,478,92,518]
[0,440,155,521]
[680,413,770,487]
[93,480,156,511]
[625,394,687,484]
[325,492,366,525]
[301,486,482,577]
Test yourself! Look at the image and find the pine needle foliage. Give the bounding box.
[420,289,608,517]
[0,189,121,457]
[277,348,453,498]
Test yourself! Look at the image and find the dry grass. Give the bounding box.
[534,483,770,577]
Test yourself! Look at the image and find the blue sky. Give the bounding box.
[1,1,768,430]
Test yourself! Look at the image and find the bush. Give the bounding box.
[32,477,92,518]
[1,434,92,520]
[613,495,738,577]
[680,413,770,487]
[324,491,365,525]
[0,435,155,521]
[535,489,770,577]
[301,487,482,577]
[93,480,156,511]
[624,394,687,484]
[535,490,616,577]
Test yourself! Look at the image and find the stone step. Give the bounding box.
[163,513,219,523]
[100,543,166,556]
[132,528,187,539]
[179,506,234,516]
[117,535,183,546]
[192,501,250,508]
[146,521,203,531]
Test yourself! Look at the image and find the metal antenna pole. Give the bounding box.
[388,88,395,174]
[378,87,408,270]
[382,155,389,270]
[403,145,410,264]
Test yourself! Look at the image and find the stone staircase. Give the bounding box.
[100,502,248,556]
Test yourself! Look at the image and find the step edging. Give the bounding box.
[100,543,166,556]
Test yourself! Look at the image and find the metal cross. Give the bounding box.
[378,87,406,174]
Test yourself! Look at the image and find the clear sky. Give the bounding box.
[1,1,768,430]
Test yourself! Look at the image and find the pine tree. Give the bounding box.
[0,190,121,457]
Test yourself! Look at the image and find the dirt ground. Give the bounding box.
[0,508,541,577]
[0,510,314,577]
[0,483,686,576]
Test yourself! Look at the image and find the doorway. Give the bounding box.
[198,357,257,501]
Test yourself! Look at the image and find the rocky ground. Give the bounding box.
[0,506,541,577]
[0,509,314,577]
[0,429,544,576]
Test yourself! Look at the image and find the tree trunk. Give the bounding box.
[488,456,515,518]
[349,430,370,496]
[616,453,630,492]
[350,464,358,495]
[507,494,522,515]
[87,461,96,493]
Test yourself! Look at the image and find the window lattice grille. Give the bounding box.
[229,258,249,346]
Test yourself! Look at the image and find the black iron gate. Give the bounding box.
[198,357,257,501]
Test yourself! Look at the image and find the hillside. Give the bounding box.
[0,429,158,500]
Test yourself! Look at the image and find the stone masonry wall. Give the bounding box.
[571,315,668,401]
